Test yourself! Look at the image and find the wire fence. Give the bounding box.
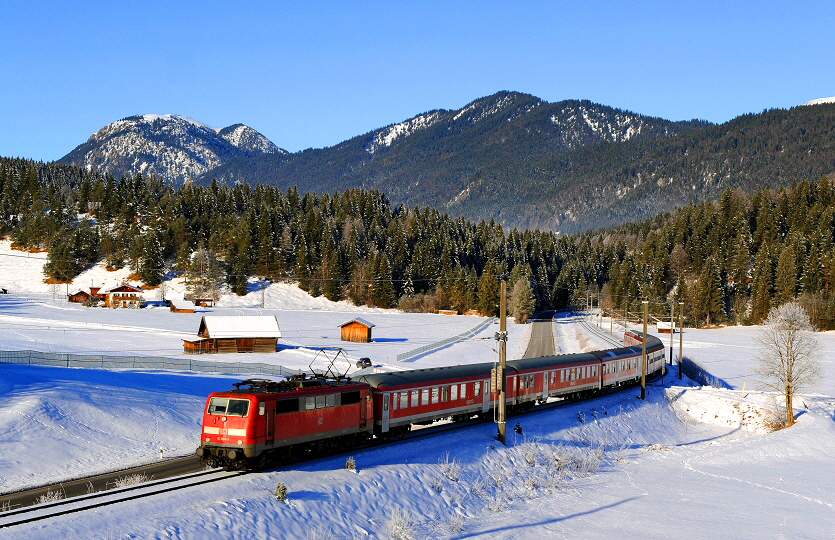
[0,350,303,377]
[396,317,497,362]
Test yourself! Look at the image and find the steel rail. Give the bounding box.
[0,469,244,529]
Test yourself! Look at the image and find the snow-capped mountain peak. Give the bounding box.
[803,97,835,106]
[139,114,215,130]
[59,115,285,185]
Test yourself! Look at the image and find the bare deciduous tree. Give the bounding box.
[754,302,822,427]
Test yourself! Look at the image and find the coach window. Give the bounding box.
[421,388,429,405]
[400,392,409,409]
[474,381,481,397]
[411,390,419,407]
[441,386,449,402]
[392,393,399,411]
[460,383,466,399]
[451,384,458,401]
[431,387,440,404]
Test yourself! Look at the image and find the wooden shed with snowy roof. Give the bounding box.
[68,289,93,304]
[169,299,196,313]
[183,315,282,354]
[339,318,375,343]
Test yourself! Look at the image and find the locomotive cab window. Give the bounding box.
[208,397,250,417]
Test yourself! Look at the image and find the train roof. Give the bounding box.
[355,334,665,389]
[507,352,601,371]
[354,362,494,388]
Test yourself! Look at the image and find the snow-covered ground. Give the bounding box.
[1,241,835,538]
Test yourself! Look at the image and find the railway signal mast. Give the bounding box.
[496,278,508,445]
[640,300,648,400]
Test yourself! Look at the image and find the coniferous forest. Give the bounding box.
[3,156,835,329]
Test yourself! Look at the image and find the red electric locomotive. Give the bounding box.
[196,375,373,470]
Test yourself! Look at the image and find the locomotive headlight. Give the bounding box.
[205,438,210,442]
[222,416,227,422]
[237,440,243,444]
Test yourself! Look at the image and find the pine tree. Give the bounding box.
[510,279,536,324]
[750,247,774,324]
[476,261,500,316]
[44,230,82,282]
[774,244,797,306]
[139,232,164,286]
[694,257,724,327]
[371,253,395,308]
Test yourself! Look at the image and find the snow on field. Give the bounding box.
[1,242,835,538]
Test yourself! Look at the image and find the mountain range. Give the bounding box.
[59,93,835,233]
[58,114,284,186]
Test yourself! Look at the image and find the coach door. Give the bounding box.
[265,402,274,444]
[482,379,490,413]
[360,390,368,428]
[382,392,390,433]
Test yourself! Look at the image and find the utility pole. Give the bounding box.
[496,278,508,445]
[669,307,674,365]
[640,300,648,400]
[678,301,684,380]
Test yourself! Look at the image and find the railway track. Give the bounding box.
[577,313,624,348]
[0,468,245,529]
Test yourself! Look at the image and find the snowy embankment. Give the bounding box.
[1,240,835,538]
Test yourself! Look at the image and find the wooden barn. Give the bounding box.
[339,318,375,343]
[68,289,93,304]
[169,299,196,313]
[183,315,282,354]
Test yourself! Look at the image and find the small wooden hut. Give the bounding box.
[169,299,196,313]
[183,315,282,354]
[68,289,93,304]
[339,318,375,343]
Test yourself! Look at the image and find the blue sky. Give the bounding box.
[2,1,834,162]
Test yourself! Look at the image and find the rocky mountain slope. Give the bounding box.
[196,91,710,230]
[58,114,284,186]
